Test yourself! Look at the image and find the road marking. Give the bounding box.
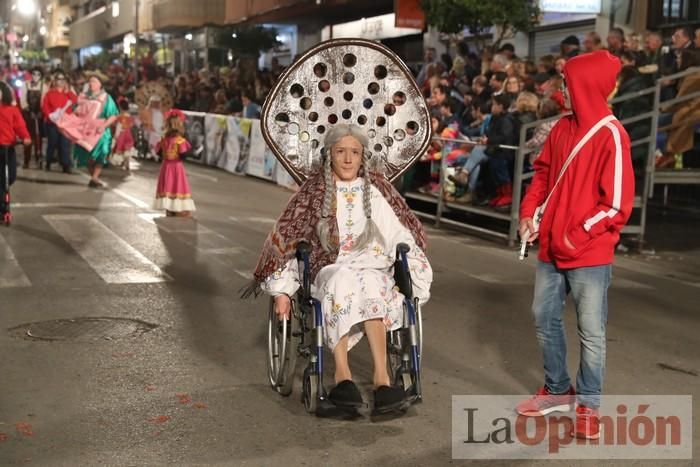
[611,277,654,289]
[229,216,276,224]
[111,188,150,209]
[186,170,218,182]
[137,214,255,280]
[0,234,31,288]
[44,214,171,284]
[235,269,254,280]
[13,202,132,209]
[468,273,531,285]
[77,171,151,209]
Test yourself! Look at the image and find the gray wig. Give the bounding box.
[316,124,384,252]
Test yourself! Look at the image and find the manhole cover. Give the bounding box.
[8,317,158,342]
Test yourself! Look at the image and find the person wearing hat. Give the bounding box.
[41,70,77,173]
[560,35,581,59]
[20,66,47,168]
[73,72,119,187]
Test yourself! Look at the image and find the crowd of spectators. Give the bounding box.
[405,26,700,209]
[3,25,699,209]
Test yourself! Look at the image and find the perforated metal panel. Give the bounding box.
[261,38,431,185]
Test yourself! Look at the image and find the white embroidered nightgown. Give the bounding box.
[261,178,433,351]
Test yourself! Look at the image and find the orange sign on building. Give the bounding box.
[395,0,426,30]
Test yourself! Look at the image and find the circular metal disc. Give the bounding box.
[261,38,431,185]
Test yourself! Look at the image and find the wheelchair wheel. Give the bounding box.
[267,298,300,396]
[302,367,318,413]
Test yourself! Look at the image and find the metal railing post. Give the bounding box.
[509,124,529,248]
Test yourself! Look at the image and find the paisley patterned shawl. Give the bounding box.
[240,171,427,298]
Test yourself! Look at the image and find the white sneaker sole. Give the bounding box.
[517,403,573,417]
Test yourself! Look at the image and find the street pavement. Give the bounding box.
[0,158,698,466]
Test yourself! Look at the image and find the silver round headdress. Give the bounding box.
[261,38,432,185]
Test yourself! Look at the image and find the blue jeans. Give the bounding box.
[532,261,612,408]
[454,146,489,192]
[46,122,72,169]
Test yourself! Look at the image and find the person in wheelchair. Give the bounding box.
[246,124,433,413]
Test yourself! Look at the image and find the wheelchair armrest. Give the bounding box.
[394,243,414,300]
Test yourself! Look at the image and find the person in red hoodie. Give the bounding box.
[41,70,77,173]
[515,50,634,440]
[0,81,31,216]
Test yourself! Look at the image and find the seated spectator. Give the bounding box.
[555,57,567,75]
[545,74,567,111]
[471,75,492,108]
[211,89,229,115]
[498,43,517,61]
[614,65,653,169]
[583,31,603,53]
[462,100,492,139]
[241,91,261,119]
[489,53,511,75]
[620,50,642,67]
[523,60,538,77]
[503,76,522,107]
[644,31,664,70]
[537,55,557,76]
[525,98,561,163]
[512,91,539,141]
[428,84,449,118]
[657,49,700,168]
[607,27,627,57]
[490,72,507,96]
[193,85,213,113]
[560,35,581,58]
[695,28,700,48]
[439,98,461,129]
[449,95,516,206]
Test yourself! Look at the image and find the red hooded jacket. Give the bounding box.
[520,51,634,268]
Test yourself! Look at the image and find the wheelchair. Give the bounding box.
[267,241,424,414]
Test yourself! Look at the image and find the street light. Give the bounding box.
[22,34,29,42]
[17,0,37,16]
[39,25,47,36]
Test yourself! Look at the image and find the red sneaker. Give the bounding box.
[572,404,600,440]
[516,386,575,417]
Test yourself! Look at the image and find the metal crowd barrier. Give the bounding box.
[404,66,700,247]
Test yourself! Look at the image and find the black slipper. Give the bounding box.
[328,380,364,409]
[373,385,407,413]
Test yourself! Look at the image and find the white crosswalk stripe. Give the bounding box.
[0,233,31,288]
[43,214,172,284]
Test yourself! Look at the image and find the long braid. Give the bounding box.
[354,151,384,251]
[316,154,335,251]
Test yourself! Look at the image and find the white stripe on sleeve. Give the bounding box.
[583,122,623,232]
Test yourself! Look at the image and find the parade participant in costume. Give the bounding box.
[0,81,31,217]
[41,70,76,172]
[153,109,195,217]
[139,95,164,160]
[111,97,136,171]
[249,124,433,412]
[71,72,119,187]
[243,38,433,414]
[517,50,634,439]
[20,66,47,168]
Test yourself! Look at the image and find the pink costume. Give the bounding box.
[153,135,196,212]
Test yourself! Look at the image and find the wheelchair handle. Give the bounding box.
[396,243,411,256]
[296,241,311,258]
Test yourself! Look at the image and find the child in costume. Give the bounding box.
[153,110,195,217]
[112,98,136,171]
[0,81,31,218]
